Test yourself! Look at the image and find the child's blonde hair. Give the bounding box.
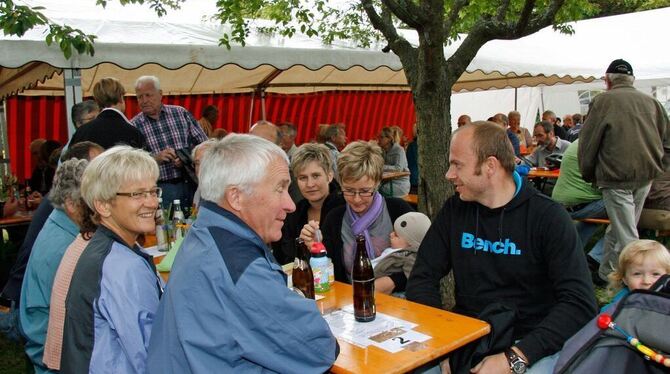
[607,239,670,295]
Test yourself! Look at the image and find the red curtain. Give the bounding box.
[6,91,415,181]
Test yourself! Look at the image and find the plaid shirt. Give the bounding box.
[131,105,207,181]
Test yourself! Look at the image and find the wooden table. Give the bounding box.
[0,210,33,228]
[320,282,490,374]
[527,168,559,179]
[382,171,411,182]
[381,171,411,197]
[154,267,489,373]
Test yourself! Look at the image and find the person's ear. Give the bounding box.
[224,187,243,212]
[94,199,112,219]
[485,156,498,176]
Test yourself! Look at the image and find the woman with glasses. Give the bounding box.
[272,143,344,264]
[61,146,164,373]
[377,126,411,197]
[301,141,413,294]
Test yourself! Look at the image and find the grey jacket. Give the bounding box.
[380,142,411,197]
[579,82,669,189]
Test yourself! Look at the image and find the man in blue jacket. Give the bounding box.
[147,134,339,373]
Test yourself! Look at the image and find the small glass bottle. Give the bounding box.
[155,197,169,251]
[292,238,315,299]
[172,199,185,241]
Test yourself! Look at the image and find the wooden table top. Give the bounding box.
[382,171,410,182]
[527,168,560,179]
[0,210,33,227]
[155,266,489,373]
[321,282,489,374]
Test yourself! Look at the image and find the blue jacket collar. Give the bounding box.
[50,208,80,237]
[198,200,269,252]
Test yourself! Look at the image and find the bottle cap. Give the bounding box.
[311,242,326,254]
[174,199,181,204]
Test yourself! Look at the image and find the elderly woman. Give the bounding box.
[301,141,413,294]
[43,201,97,371]
[61,146,163,373]
[377,126,411,197]
[272,143,344,264]
[19,159,88,374]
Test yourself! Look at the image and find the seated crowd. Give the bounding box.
[0,59,668,374]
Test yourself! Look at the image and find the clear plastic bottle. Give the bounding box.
[155,198,169,251]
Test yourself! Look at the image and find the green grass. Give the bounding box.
[0,334,31,374]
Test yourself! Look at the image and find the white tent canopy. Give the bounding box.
[2,2,669,100]
[0,0,622,99]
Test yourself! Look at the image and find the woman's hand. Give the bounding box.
[299,220,319,248]
[3,197,19,217]
[374,276,396,294]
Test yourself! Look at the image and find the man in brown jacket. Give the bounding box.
[579,59,669,281]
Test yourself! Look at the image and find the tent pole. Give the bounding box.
[514,88,518,110]
[260,89,266,121]
[63,68,83,139]
[249,91,255,130]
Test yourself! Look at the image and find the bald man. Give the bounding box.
[457,115,471,128]
[250,120,281,145]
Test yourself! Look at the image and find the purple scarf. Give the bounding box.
[346,192,384,259]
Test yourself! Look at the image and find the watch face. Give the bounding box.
[512,361,527,374]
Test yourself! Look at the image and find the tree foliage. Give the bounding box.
[0,0,662,214]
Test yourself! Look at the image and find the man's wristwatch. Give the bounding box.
[505,348,528,374]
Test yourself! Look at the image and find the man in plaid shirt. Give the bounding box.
[131,76,208,209]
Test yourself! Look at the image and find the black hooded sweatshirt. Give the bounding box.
[406,177,597,365]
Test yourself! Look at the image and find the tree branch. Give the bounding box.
[444,30,489,84]
[444,0,469,34]
[496,0,511,21]
[515,0,536,34]
[360,0,415,59]
[380,0,424,29]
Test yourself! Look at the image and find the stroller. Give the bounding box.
[554,275,670,373]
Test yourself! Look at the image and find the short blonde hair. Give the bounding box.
[337,141,384,184]
[93,77,125,108]
[81,146,159,210]
[608,239,670,294]
[290,143,333,176]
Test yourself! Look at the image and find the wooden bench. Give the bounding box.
[577,218,610,225]
[403,194,418,207]
[576,218,669,238]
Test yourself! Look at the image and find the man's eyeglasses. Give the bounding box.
[341,189,376,198]
[116,187,162,200]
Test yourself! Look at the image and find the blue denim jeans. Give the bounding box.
[0,300,21,342]
[568,200,607,263]
[158,180,195,212]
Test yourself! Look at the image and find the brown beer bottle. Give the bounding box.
[352,234,375,322]
[292,238,315,299]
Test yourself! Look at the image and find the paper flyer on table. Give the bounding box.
[141,245,165,258]
[323,304,430,353]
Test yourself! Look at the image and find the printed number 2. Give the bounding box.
[392,337,409,345]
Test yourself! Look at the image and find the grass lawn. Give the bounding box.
[0,334,31,374]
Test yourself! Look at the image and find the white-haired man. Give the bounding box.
[579,59,669,281]
[131,76,208,209]
[147,134,339,373]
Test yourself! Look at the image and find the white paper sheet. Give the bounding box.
[323,304,430,352]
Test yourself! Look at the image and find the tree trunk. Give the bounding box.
[401,38,457,309]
